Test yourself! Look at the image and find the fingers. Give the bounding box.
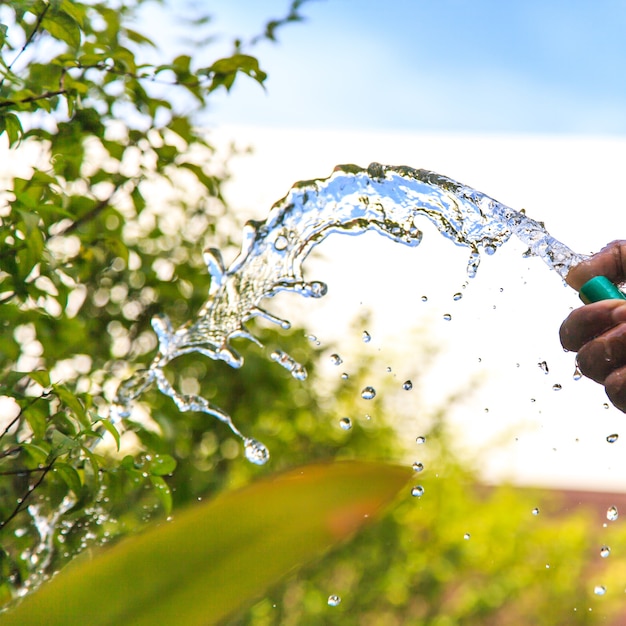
[576,322,626,384]
[560,300,626,412]
[562,241,626,412]
[559,300,626,351]
[605,367,626,412]
[566,240,626,290]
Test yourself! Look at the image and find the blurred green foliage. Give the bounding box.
[2,460,411,626]
[1,1,626,624]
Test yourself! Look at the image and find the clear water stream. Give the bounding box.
[111,163,588,464]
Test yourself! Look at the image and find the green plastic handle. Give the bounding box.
[579,276,626,304]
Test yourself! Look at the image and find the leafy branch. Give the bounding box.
[0,1,50,90]
[0,462,55,530]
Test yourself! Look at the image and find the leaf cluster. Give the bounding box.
[0,0,312,605]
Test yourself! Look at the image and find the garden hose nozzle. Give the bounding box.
[579,276,626,304]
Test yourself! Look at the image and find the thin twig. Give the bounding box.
[0,88,67,109]
[0,467,47,476]
[0,412,21,439]
[0,462,54,530]
[0,2,51,90]
[57,195,113,235]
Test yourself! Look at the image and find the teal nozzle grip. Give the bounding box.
[579,276,626,304]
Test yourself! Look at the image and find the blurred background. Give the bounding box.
[138,0,626,491]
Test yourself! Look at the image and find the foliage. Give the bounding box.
[0,0,317,605]
[235,434,626,626]
[2,460,411,626]
[1,1,626,625]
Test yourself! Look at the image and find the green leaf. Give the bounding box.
[203,54,267,93]
[49,430,80,458]
[0,113,24,146]
[122,28,156,48]
[42,10,81,49]
[2,461,410,626]
[81,447,101,493]
[60,0,85,28]
[20,443,50,467]
[96,418,120,451]
[22,404,47,440]
[52,385,90,429]
[28,370,50,388]
[54,462,82,495]
[148,453,177,476]
[149,475,172,515]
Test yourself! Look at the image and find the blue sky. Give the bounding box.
[151,0,626,134]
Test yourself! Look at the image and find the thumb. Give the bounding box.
[566,240,626,291]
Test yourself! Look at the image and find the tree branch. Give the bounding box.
[0,462,54,530]
[0,88,67,110]
[0,3,51,90]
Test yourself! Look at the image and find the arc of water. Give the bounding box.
[112,163,588,463]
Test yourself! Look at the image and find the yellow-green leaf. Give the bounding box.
[2,460,410,626]
[96,418,120,451]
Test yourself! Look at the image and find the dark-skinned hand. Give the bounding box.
[559,240,626,412]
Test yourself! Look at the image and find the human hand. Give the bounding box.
[559,240,626,412]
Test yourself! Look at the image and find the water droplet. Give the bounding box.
[361,386,376,400]
[484,244,496,255]
[274,234,288,251]
[412,462,424,472]
[600,545,611,558]
[330,353,343,366]
[603,402,610,410]
[594,585,607,596]
[607,434,619,443]
[421,295,428,302]
[386,366,392,373]
[532,507,540,516]
[328,595,341,607]
[292,365,307,381]
[607,506,619,521]
[244,439,270,465]
[271,350,307,380]
[573,365,583,381]
[443,313,452,321]
[339,417,352,430]
[307,280,328,298]
[411,485,425,497]
[552,383,562,391]
[341,372,349,380]
[416,436,426,445]
[538,361,549,374]
[463,532,471,540]
[111,404,131,421]
[362,330,371,343]
[402,380,413,391]
[453,292,463,301]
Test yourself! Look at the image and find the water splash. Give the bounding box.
[15,495,77,598]
[112,163,588,461]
